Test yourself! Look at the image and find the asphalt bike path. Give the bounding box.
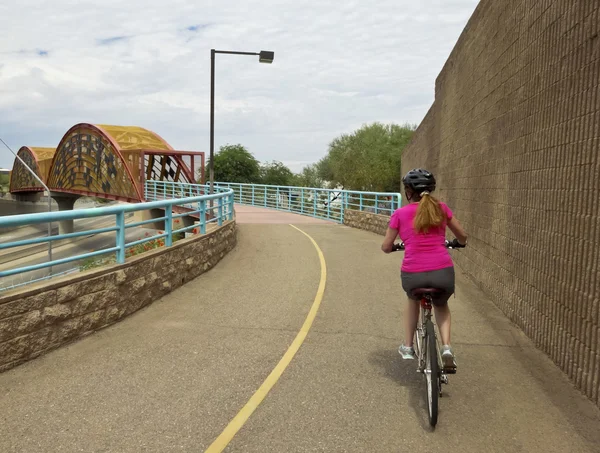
[0,208,598,452]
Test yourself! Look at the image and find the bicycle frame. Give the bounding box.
[413,296,449,387]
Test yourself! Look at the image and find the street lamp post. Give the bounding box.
[209,49,274,199]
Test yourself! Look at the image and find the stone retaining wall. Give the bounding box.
[343,209,389,236]
[0,221,236,372]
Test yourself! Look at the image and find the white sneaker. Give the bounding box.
[441,345,457,370]
[398,344,416,360]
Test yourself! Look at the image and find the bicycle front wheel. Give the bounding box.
[424,319,439,427]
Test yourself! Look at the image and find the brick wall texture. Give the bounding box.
[402,0,600,406]
[0,221,237,373]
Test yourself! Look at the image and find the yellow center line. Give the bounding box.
[204,224,327,453]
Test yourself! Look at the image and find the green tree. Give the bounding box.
[203,144,261,184]
[292,163,325,188]
[324,122,416,192]
[289,156,335,189]
[0,173,9,193]
[260,161,294,186]
[315,156,334,185]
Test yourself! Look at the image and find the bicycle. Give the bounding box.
[391,238,465,427]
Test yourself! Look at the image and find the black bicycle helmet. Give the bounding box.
[402,168,436,193]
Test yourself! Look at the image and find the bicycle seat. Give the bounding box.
[411,288,443,298]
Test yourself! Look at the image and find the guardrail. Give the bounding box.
[213,182,401,222]
[0,181,234,290]
[145,180,211,201]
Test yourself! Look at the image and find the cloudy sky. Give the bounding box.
[0,0,479,172]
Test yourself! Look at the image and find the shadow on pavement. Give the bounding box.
[455,269,600,446]
[368,348,436,432]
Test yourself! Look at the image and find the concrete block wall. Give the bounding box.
[0,221,237,372]
[402,0,600,406]
[343,209,389,236]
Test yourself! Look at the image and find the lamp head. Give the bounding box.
[259,50,274,63]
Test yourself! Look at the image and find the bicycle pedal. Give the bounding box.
[444,367,457,374]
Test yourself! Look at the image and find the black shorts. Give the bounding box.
[401,266,455,305]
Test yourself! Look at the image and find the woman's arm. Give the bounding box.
[381,227,399,253]
[447,216,468,245]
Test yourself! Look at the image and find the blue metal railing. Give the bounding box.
[0,180,396,290]
[213,182,401,223]
[0,181,234,288]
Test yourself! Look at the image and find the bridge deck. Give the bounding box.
[1,207,599,452]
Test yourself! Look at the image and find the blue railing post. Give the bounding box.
[200,200,206,234]
[264,186,267,207]
[239,186,243,203]
[359,193,363,211]
[276,187,280,210]
[375,194,379,215]
[313,189,317,217]
[340,191,345,223]
[327,192,331,220]
[229,194,234,220]
[218,196,223,226]
[116,211,126,263]
[251,186,255,206]
[166,205,173,246]
[301,188,304,214]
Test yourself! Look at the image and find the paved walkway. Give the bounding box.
[234,205,334,224]
[1,207,599,452]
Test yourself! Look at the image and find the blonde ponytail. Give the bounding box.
[413,192,446,233]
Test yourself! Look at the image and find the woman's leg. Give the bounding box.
[404,298,420,347]
[401,271,420,349]
[433,304,451,345]
[432,266,457,369]
[436,303,457,369]
[432,266,455,346]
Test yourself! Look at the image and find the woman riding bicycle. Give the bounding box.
[381,168,467,369]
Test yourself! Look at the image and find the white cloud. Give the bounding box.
[0,0,479,170]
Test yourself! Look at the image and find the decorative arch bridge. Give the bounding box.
[9,123,204,202]
[8,123,205,232]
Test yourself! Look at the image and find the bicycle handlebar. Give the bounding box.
[392,239,466,252]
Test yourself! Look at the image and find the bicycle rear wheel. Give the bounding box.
[424,319,439,427]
